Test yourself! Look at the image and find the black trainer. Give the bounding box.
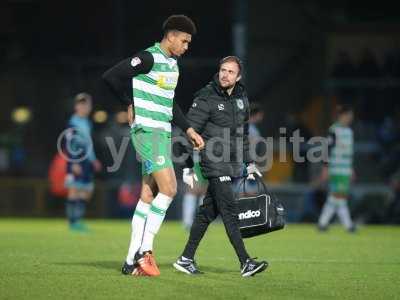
[121,261,136,275]
[240,258,268,277]
[173,257,203,275]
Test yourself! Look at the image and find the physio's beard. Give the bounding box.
[221,82,235,91]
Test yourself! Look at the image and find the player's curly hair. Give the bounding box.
[162,15,197,35]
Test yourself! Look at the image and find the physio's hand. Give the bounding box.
[246,163,262,180]
[183,168,198,189]
[186,128,205,150]
[127,104,135,126]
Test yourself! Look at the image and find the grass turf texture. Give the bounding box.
[0,219,399,300]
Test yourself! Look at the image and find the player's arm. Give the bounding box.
[172,101,191,132]
[87,122,102,172]
[172,102,204,150]
[186,97,210,134]
[87,122,97,162]
[102,51,154,106]
[173,128,195,169]
[179,98,210,185]
[64,120,82,175]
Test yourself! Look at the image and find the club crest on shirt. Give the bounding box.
[131,57,141,67]
[218,104,225,111]
[236,99,244,110]
[156,156,165,166]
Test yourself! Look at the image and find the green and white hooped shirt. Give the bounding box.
[328,122,354,178]
[131,43,179,133]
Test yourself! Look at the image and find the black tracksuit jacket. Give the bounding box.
[186,75,252,178]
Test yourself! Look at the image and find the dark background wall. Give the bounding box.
[1,0,399,175]
[1,1,400,221]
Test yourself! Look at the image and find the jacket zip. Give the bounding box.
[231,95,237,133]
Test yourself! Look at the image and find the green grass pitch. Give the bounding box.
[0,219,399,299]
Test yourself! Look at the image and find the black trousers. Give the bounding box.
[181,177,250,264]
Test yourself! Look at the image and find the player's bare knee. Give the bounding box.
[165,187,177,198]
[160,184,177,198]
[140,188,154,203]
[170,187,177,198]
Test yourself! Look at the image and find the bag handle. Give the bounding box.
[236,174,280,205]
[236,174,267,196]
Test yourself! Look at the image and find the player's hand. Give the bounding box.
[186,128,205,150]
[92,159,102,172]
[246,163,262,180]
[71,163,82,176]
[183,168,198,189]
[127,104,135,126]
